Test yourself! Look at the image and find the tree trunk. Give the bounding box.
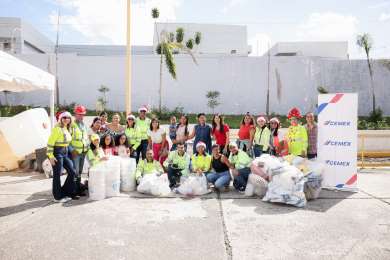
[159,52,163,113]
[366,52,375,112]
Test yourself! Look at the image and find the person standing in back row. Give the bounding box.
[69,105,89,196]
[135,106,151,163]
[305,112,318,159]
[188,113,212,154]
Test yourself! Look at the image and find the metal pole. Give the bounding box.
[125,0,132,115]
[55,9,60,106]
[266,43,271,117]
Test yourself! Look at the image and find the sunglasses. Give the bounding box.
[62,117,71,120]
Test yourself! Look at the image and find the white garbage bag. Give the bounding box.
[88,164,106,200]
[120,158,137,192]
[245,174,268,198]
[304,160,324,200]
[103,157,121,197]
[177,174,208,196]
[254,154,284,177]
[263,165,306,207]
[42,158,53,178]
[137,173,171,196]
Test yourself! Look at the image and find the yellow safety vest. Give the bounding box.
[47,125,72,159]
[70,121,89,154]
[125,127,141,150]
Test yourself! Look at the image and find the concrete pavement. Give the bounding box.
[0,168,389,260]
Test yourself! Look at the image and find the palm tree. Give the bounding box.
[152,8,201,112]
[357,33,375,112]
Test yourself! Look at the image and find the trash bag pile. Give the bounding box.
[136,173,171,196]
[253,154,324,207]
[177,174,209,196]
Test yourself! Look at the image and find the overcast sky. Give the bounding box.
[1,0,389,58]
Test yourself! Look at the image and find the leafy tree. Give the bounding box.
[206,91,221,114]
[195,32,201,45]
[152,8,201,112]
[97,84,110,111]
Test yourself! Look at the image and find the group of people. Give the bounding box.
[47,104,318,202]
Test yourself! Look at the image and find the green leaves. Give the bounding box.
[195,32,201,45]
[161,42,176,79]
[176,27,184,43]
[186,39,194,49]
[151,8,159,19]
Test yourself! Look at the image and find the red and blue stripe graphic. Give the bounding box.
[317,93,344,114]
[335,173,357,189]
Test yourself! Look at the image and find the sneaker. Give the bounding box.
[60,197,72,203]
[71,195,80,200]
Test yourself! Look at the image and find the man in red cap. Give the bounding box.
[69,104,89,196]
[285,107,308,157]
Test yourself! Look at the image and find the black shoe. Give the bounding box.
[71,195,80,200]
[78,191,87,197]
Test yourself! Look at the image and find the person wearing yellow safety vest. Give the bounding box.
[87,134,108,168]
[125,114,141,159]
[69,105,89,196]
[228,142,253,192]
[163,142,191,188]
[135,106,151,163]
[191,142,212,175]
[47,111,76,203]
[135,149,164,185]
[285,107,308,157]
[253,116,271,158]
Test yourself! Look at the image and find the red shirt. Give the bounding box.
[212,124,229,146]
[238,124,254,140]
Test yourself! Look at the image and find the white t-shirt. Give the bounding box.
[147,128,165,144]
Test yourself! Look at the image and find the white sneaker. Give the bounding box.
[60,197,72,203]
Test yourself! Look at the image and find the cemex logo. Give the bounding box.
[324,120,351,126]
[324,140,352,146]
[326,160,350,167]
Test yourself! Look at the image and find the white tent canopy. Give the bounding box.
[0,50,55,126]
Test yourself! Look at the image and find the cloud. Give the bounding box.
[369,1,390,9]
[221,0,246,14]
[248,33,272,56]
[379,13,390,21]
[297,12,358,42]
[50,0,181,45]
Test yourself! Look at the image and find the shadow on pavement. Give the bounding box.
[229,189,355,214]
[0,190,52,217]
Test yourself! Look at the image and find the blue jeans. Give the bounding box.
[52,147,76,200]
[233,167,251,192]
[207,171,231,189]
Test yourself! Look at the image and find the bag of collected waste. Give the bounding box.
[177,174,209,196]
[137,173,171,196]
[304,160,324,200]
[245,174,268,198]
[88,164,107,200]
[254,154,284,178]
[103,157,121,197]
[263,165,307,207]
[42,158,53,178]
[120,158,137,192]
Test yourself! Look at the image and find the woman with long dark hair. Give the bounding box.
[211,114,230,155]
[147,118,168,164]
[237,114,255,154]
[269,117,281,156]
[125,114,141,159]
[46,111,76,203]
[88,117,104,138]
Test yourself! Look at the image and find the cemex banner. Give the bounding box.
[317,93,358,191]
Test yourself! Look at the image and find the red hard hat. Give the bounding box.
[74,105,87,115]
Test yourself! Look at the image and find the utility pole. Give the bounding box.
[55,9,60,106]
[266,43,271,117]
[125,0,132,115]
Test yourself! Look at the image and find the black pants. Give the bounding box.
[307,153,317,159]
[136,139,149,163]
[52,147,76,200]
[167,166,182,188]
